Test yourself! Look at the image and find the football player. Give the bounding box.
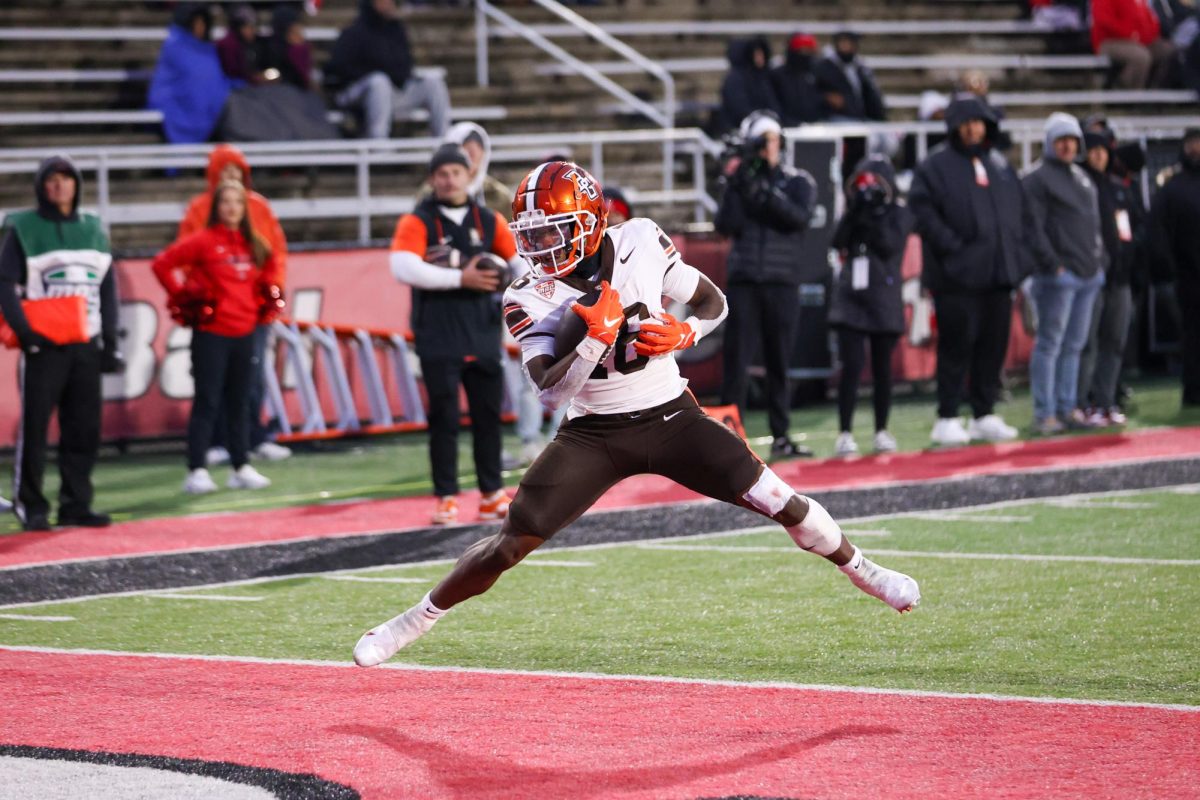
[353,162,920,666]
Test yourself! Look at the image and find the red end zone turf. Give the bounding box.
[0,649,1196,799]
[3,427,1200,570]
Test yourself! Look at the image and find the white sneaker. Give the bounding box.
[227,464,271,490]
[930,417,970,447]
[839,546,921,613]
[834,432,859,457]
[205,446,230,467]
[353,606,440,666]
[252,441,292,461]
[183,468,218,495]
[520,438,546,465]
[873,429,898,453]
[968,414,1018,442]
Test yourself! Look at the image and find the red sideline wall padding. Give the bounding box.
[0,237,1033,448]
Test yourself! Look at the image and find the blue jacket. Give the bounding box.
[148,24,235,144]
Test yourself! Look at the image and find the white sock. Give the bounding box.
[839,545,865,574]
[418,591,448,621]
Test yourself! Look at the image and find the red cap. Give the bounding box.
[788,33,818,51]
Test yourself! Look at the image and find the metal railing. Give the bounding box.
[474,0,676,190]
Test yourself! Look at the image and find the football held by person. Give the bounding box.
[353,161,920,666]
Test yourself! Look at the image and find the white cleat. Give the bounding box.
[840,546,921,613]
[353,607,439,667]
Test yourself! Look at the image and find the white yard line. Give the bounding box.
[1044,498,1158,509]
[1,643,1195,713]
[908,512,1033,523]
[520,559,596,567]
[862,548,1200,566]
[148,593,265,602]
[323,576,428,584]
[0,613,75,622]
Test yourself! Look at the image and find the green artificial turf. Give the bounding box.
[3,489,1197,705]
[1,378,1197,534]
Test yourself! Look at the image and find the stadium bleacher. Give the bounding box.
[0,0,1196,251]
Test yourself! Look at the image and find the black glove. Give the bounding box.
[101,343,125,374]
[19,330,55,354]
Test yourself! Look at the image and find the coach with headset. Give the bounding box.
[715,110,818,459]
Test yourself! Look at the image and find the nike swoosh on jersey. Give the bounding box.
[619,249,635,264]
[663,410,683,421]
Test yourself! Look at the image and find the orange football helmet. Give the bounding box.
[509,161,607,277]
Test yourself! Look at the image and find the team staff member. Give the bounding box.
[353,161,919,666]
[179,144,291,464]
[390,143,524,525]
[0,155,124,531]
[153,181,279,495]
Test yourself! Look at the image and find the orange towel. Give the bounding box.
[0,296,89,349]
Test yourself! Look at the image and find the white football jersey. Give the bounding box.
[503,217,703,417]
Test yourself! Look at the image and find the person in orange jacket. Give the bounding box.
[155,180,284,495]
[179,143,292,464]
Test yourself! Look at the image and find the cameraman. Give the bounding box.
[715,110,817,459]
[828,155,913,456]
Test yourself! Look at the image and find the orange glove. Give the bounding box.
[634,313,697,356]
[571,280,624,347]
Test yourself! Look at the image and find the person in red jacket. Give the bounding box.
[153,181,283,495]
[180,143,291,464]
[1091,0,1178,88]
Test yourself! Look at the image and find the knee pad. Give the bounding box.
[787,496,842,556]
[741,467,793,517]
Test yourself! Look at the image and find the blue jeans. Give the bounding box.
[1029,269,1104,421]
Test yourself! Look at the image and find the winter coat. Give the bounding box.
[1091,0,1162,52]
[1148,154,1200,284]
[152,225,280,338]
[909,97,1030,294]
[813,50,886,121]
[770,48,824,126]
[325,0,414,92]
[1022,113,1107,279]
[178,144,288,281]
[715,161,817,286]
[828,157,912,334]
[1085,164,1145,287]
[147,15,235,144]
[716,37,781,134]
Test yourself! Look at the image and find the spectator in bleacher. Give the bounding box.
[147,3,236,144]
[217,5,270,84]
[390,144,521,524]
[0,156,124,532]
[1091,0,1179,88]
[1030,0,1088,31]
[828,155,914,457]
[1147,128,1200,406]
[771,33,825,126]
[1023,112,1108,434]
[814,31,886,122]
[954,69,1006,120]
[1077,128,1145,425]
[715,111,817,459]
[179,145,291,465]
[264,6,316,91]
[909,97,1026,447]
[325,0,452,138]
[153,181,281,495]
[716,36,781,135]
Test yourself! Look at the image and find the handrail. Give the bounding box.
[475,0,675,191]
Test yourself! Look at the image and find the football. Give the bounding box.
[553,290,599,361]
[476,252,512,285]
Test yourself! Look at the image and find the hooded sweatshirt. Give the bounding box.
[909,97,1030,293]
[0,155,117,346]
[325,0,414,92]
[717,37,781,134]
[770,37,824,125]
[178,144,287,282]
[1022,113,1107,279]
[442,122,512,213]
[147,3,235,144]
[1148,130,1200,282]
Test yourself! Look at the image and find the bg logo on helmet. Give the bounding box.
[564,169,599,201]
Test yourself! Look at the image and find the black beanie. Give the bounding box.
[1083,131,1111,152]
[429,143,470,173]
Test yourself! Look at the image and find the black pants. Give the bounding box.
[836,327,898,433]
[720,282,799,439]
[188,330,255,471]
[420,355,503,498]
[14,341,102,523]
[933,289,1012,419]
[211,324,271,451]
[1180,280,1200,406]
